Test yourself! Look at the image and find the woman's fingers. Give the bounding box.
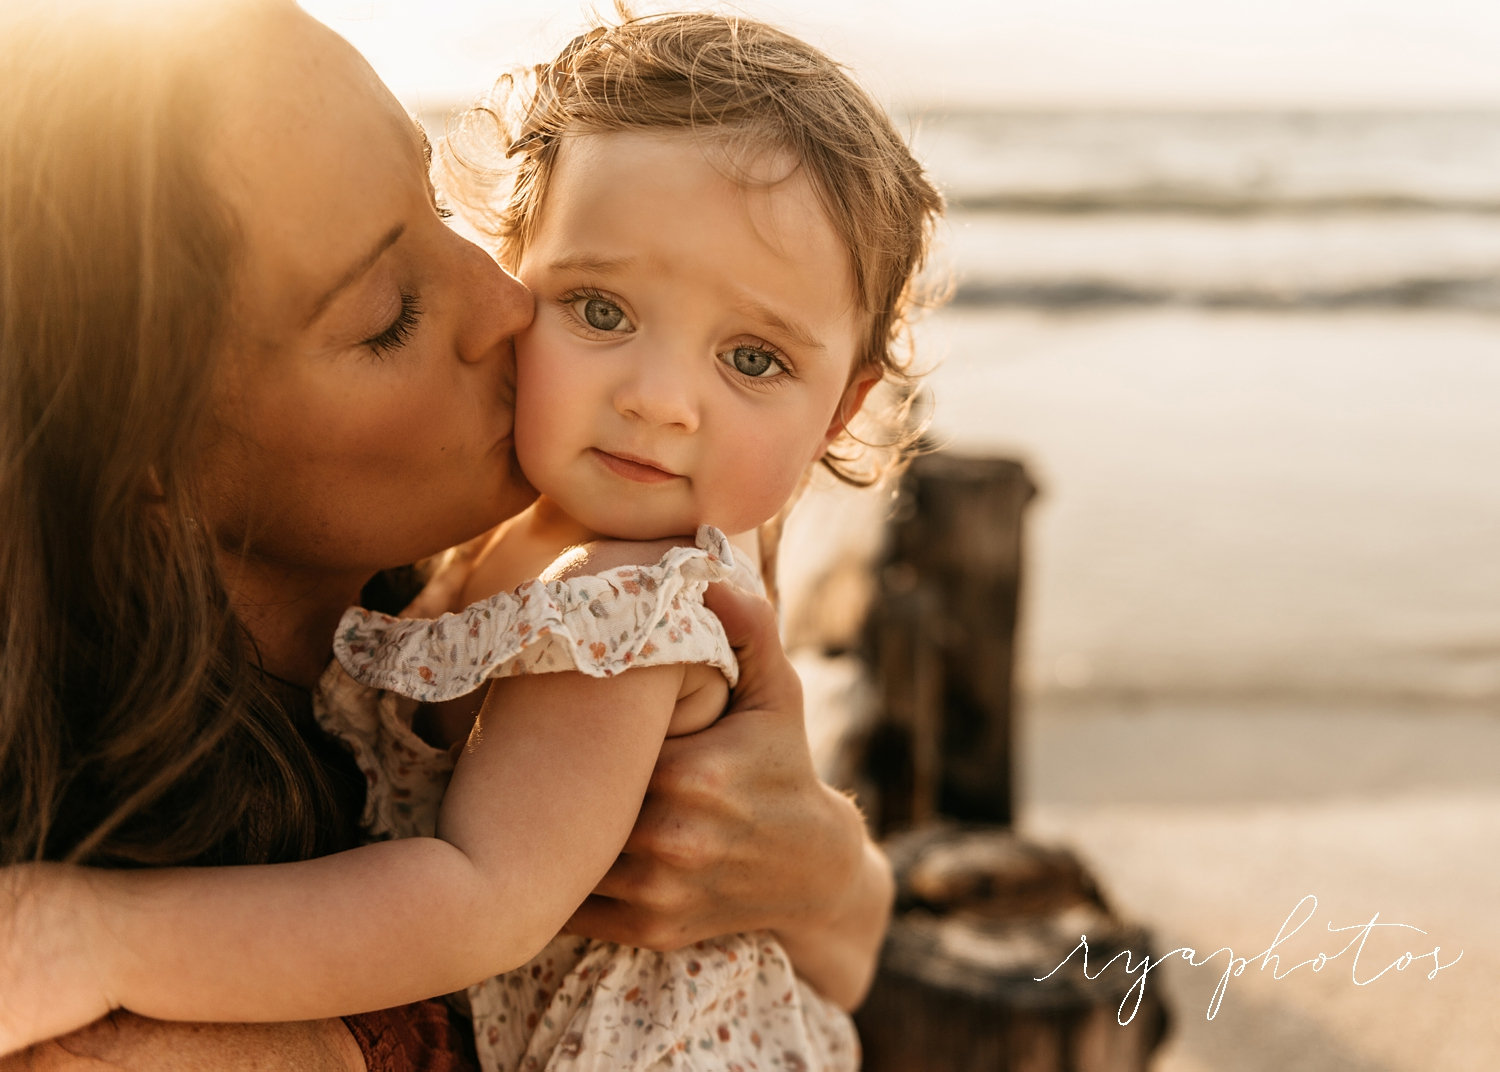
[701,582,804,715]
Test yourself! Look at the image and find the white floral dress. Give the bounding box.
[315,527,859,1072]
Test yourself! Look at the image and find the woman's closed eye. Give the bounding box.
[362,291,423,358]
[718,342,789,381]
[562,290,633,335]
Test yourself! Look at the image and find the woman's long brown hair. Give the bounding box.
[0,1,360,867]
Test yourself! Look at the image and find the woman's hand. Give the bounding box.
[0,864,114,1058]
[565,583,894,1010]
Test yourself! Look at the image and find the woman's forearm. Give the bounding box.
[0,1010,365,1072]
[768,786,894,1011]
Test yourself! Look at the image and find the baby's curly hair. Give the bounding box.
[444,9,944,485]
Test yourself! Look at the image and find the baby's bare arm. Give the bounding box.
[668,663,729,736]
[0,533,739,1055]
[0,661,687,1053]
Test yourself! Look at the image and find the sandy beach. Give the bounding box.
[783,296,1500,1068]
[1022,697,1499,1071]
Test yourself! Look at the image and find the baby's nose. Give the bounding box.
[612,354,700,432]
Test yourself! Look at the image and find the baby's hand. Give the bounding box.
[0,863,114,1057]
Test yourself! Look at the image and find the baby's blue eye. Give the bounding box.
[583,298,624,331]
[723,346,783,378]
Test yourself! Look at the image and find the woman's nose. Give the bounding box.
[457,241,533,364]
[613,351,700,433]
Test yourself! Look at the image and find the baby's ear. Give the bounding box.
[820,370,879,452]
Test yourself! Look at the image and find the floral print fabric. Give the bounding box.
[334,527,744,704]
[315,527,858,1071]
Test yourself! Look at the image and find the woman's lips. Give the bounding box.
[592,448,679,484]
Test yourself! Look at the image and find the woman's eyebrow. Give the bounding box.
[306,223,405,326]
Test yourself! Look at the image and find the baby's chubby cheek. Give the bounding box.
[508,334,548,483]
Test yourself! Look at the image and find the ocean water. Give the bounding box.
[868,110,1500,707]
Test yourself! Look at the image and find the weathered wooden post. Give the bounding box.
[854,452,1170,1071]
[861,452,1035,833]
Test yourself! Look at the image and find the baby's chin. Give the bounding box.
[575,512,752,543]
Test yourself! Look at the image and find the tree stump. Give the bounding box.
[856,826,1171,1072]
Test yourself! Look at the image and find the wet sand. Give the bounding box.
[786,661,1500,1069]
[1021,698,1499,1071]
[923,307,1500,706]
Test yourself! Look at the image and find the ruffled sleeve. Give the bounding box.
[335,525,747,703]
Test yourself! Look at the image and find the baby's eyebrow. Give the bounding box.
[415,121,433,168]
[740,298,825,353]
[546,253,637,275]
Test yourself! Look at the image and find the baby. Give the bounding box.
[0,12,942,1071]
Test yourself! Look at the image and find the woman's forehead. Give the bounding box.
[206,7,427,324]
[210,6,410,147]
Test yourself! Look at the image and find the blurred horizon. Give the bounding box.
[304,0,1500,114]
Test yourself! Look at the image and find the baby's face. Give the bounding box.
[511,129,870,541]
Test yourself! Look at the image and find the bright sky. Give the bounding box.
[303,0,1500,111]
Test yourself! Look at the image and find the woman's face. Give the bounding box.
[197,7,535,585]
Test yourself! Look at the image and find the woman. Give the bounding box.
[0,2,892,1068]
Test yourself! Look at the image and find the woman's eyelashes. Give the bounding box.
[362,291,424,358]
